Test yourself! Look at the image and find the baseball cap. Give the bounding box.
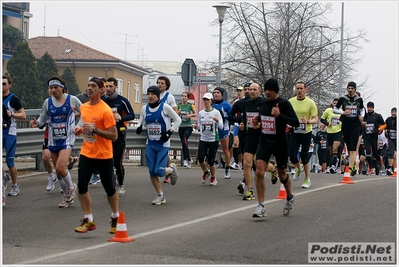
[203,92,213,100]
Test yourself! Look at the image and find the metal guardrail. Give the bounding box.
[5,127,209,170]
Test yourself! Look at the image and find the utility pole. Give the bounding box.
[114,33,137,60]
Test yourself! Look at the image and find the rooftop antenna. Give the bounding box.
[114,33,137,60]
[43,3,46,36]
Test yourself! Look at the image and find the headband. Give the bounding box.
[48,80,64,88]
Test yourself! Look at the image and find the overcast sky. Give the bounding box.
[28,1,398,118]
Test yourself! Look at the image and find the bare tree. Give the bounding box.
[204,2,368,117]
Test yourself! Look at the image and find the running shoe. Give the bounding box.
[183,160,188,168]
[75,218,97,233]
[210,177,218,186]
[214,161,220,169]
[252,204,266,218]
[3,173,10,188]
[243,189,255,200]
[118,185,125,196]
[59,196,70,208]
[224,167,231,179]
[293,167,302,181]
[270,168,278,185]
[8,184,20,196]
[237,181,245,194]
[90,174,101,185]
[109,217,118,234]
[67,156,78,170]
[168,163,179,185]
[187,159,193,168]
[2,187,6,207]
[66,183,77,204]
[152,195,166,205]
[202,171,210,184]
[301,177,311,188]
[329,165,336,174]
[386,167,393,176]
[283,194,295,216]
[350,165,357,176]
[46,173,58,191]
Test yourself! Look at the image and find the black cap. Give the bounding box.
[147,85,160,99]
[367,101,374,108]
[244,83,252,88]
[347,81,357,89]
[264,78,279,93]
[391,107,397,112]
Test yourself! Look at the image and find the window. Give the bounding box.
[134,83,140,103]
[127,81,131,100]
[117,78,123,95]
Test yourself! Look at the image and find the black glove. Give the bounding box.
[136,125,142,134]
[160,130,172,142]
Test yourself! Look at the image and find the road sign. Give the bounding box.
[192,76,219,84]
[181,58,197,87]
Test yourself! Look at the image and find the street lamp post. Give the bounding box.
[213,3,230,87]
[317,24,329,124]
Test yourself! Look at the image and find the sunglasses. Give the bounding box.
[203,98,211,101]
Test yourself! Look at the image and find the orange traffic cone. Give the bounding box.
[109,211,135,243]
[391,167,397,178]
[275,183,287,199]
[339,165,355,184]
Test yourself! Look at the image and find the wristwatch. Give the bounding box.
[306,120,310,124]
[93,126,98,134]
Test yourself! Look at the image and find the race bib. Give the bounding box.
[246,112,259,129]
[331,117,340,126]
[52,122,67,140]
[180,111,189,122]
[346,105,357,118]
[365,123,374,134]
[202,119,214,134]
[82,130,96,143]
[148,124,162,141]
[293,123,306,133]
[261,115,276,134]
[389,130,397,139]
[320,140,327,149]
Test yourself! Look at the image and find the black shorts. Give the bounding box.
[256,140,288,170]
[327,132,342,147]
[244,139,259,155]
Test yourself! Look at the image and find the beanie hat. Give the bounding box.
[147,85,160,99]
[347,81,357,89]
[264,78,279,93]
[89,77,105,88]
[367,101,374,108]
[213,87,225,96]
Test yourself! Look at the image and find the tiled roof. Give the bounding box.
[27,36,119,61]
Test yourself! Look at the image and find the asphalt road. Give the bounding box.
[2,165,397,265]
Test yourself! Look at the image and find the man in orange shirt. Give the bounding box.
[73,77,119,234]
